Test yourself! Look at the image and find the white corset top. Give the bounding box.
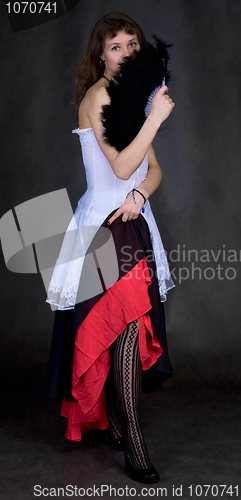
[46,127,174,310]
[72,128,148,209]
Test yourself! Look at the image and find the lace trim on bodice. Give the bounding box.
[72,128,96,146]
[133,157,148,188]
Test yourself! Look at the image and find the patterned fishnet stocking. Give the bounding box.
[105,362,123,440]
[107,320,153,470]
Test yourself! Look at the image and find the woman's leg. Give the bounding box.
[111,319,153,470]
[105,362,123,440]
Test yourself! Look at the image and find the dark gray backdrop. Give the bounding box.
[1,0,241,386]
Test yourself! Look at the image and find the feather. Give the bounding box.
[101,37,172,152]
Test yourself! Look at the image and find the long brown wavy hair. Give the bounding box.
[75,12,147,108]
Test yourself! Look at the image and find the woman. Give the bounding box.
[47,12,175,484]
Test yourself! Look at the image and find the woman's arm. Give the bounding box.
[107,145,162,224]
[86,84,174,180]
[136,145,162,200]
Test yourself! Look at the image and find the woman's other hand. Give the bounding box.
[149,85,175,127]
[107,190,145,225]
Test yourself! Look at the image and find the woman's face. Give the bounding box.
[100,30,140,78]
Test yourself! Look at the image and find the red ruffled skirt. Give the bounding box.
[61,257,163,441]
[47,212,172,441]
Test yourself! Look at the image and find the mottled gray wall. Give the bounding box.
[0,0,241,384]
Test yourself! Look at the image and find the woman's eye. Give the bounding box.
[112,46,119,51]
[129,42,136,47]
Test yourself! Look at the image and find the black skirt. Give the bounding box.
[47,211,173,400]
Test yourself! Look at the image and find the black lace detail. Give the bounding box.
[111,320,153,470]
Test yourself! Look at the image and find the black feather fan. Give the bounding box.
[101,37,171,152]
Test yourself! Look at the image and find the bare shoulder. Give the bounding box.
[86,81,110,108]
[81,81,110,129]
[78,80,110,128]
